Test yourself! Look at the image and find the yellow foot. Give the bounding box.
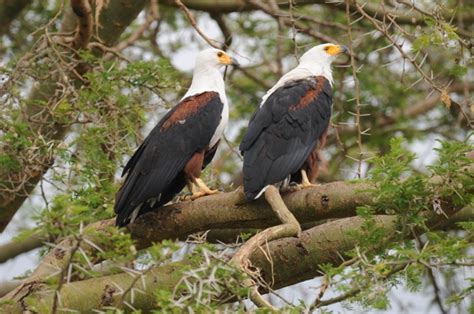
[296,169,320,190]
[178,193,193,202]
[184,178,220,200]
[285,182,320,193]
[190,189,219,200]
[299,182,320,189]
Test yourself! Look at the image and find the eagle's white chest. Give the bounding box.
[183,66,229,148]
[209,98,228,147]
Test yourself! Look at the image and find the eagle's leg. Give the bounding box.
[190,177,218,200]
[178,180,196,201]
[182,151,219,200]
[286,169,319,192]
[183,177,219,201]
[195,178,218,194]
[187,180,197,195]
[299,169,319,188]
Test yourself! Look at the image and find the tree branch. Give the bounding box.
[159,0,474,25]
[0,280,21,298]
[0,235,44,264]
[128,182,372,248]
[1,160,471,311]
[175,0,221,48]
[231,186,301,310]
[71,0,92,49]
[3,206,463,313]
[0,215,397,313]
[209,12,233,49]
[247,0,338,44]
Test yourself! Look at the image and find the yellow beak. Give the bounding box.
[218,52,238,66]
[327,44,349,56]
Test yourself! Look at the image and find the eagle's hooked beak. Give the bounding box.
[231,57,240,67]
[326,44,350,56]
[219,52,239,67]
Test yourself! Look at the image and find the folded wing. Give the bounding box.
[240,76,332,200]
[115,92,223,226]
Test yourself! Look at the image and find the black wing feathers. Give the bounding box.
[240,76,332,200]
[115,92,223,226]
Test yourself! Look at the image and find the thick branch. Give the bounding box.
[160,0,474,25]
[0,181,375,303]
[15,203,470,312]
[128,182,372,248]
[9,181,367,275]
[71,0,93,49]
[8,163,473,281]
[0,281,21,298]
[0,215,397,313]
[2,163,471,310]
[0,235,44,264]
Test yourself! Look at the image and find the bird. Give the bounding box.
[115,48,238,227]
[240,43,348,200]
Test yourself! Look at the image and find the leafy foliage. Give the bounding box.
[317,137,473,311]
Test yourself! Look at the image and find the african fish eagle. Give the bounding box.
[115,48,238,227]
[240,43,348,200]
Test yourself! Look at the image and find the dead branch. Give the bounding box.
[160,0,474,25]
[174,0,221,48]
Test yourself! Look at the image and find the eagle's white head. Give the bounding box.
[298,43,349,84]
[260,43,348,105]
[194,48,238,70]
[184,48,238,101]
[300,43,349,65]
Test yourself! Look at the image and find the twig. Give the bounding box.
[354,2,473,128]
[345,1,367,178]
[114,0,159,51]
[118,267,153,309]
[268,0,284,77]
[223,135,243,161]
[51,235,82,314]
[309,275,330,310]
[210,12,233,50]
[411,229,448,314]
[315,263,406,308]
[248,0,338,44]
[174,0,221,49]
[237,67,271,89]
[426,266,448,314]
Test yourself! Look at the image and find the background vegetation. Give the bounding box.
[0,0,472,312]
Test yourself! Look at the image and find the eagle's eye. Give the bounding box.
[217,51,223,57]
[324,46,331,51]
